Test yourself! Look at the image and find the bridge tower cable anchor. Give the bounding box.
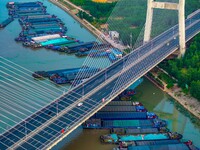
[144,0,186,57]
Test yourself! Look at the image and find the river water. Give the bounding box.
[0,0,200,149]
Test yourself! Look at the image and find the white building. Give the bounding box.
[109,31,119,40]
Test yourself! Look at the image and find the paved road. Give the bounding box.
[0,10,200,150]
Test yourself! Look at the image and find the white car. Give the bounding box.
[77,102,83,107]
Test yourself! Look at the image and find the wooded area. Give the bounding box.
[159,34,200,101]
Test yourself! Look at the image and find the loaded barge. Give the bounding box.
[117,139,198,150]
[117,143,193,150]
[33,66,100,84]
[110,127,169,135]
[98,105,146,112]
[83,118,166,129]
[118,139,180,148]
[100,132,182,144]
[92,112,157,120]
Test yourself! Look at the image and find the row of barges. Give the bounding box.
[32,66,101,84]
[82,97,199,150]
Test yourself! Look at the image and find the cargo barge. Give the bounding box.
[64,41,98,53]
[75,49,100,57]
[107,101,137,106]
[19,17,62,25]
[111,128,158,135]
[83,118,166,129]
[110,127,169,135]
[98,105,146,112]
[117,143,191,150]
[92,112,156,120]
[32,67,100,84]
[7,1,43,9]
[100,132,182,144]
[118,139,199,150]
[117,139,180,148]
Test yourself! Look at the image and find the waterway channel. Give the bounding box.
[0,0,200,149]
[63,78,200,150]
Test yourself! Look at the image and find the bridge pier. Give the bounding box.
[144,0,186,57]
[178,0,186,57]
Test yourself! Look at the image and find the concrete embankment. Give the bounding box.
[165,88,200,120]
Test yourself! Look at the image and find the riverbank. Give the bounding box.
[147,68,200,120]
[48,0,103,39]
[166,87,200,120]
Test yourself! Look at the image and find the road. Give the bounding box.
[0,10,200,150]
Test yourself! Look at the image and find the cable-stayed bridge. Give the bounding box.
[0,9,200,150]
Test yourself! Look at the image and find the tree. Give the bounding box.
[190,81,200,101]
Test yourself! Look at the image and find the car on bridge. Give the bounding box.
[77,102,83,107]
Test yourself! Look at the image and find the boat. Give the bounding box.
[98,105,147,112]
[122,143,190,150]
[100,132,182,144]
[92,112,157,120]
[83,118,166,129]
[119,139,180,148]
[65,41,98,53]
[33,67,100,84]
[110,127,160,135]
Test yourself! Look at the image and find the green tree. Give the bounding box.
[190,81,200,101]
